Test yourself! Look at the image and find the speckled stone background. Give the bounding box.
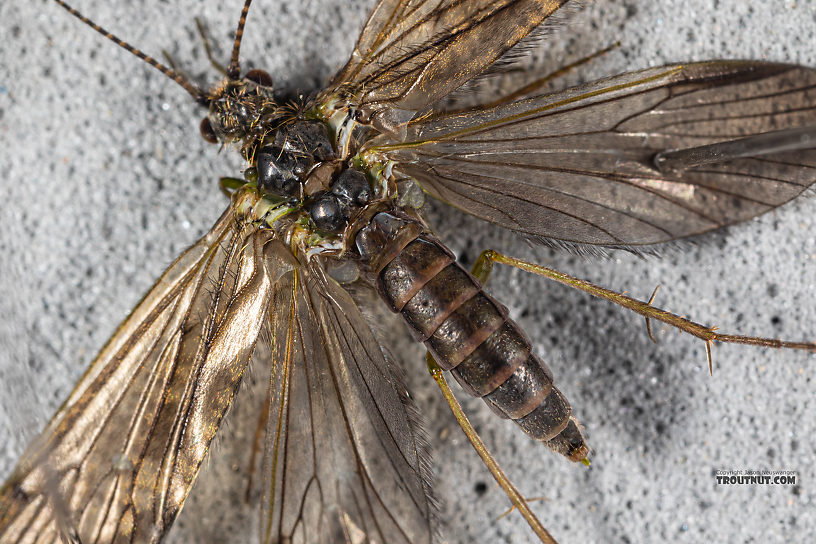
[1,1,814,543]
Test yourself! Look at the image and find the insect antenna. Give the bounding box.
[226,0,254,79]
[52,0,208,104]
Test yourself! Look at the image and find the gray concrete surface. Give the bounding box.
[1,1,814,543]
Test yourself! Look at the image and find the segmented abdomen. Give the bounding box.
[356,212,588,461]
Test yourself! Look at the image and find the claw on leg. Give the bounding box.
[645,285,661,344]
[705,340,714,377]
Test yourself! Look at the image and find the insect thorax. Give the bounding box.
[208,81,403,263]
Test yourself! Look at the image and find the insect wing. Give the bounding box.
[369,61,816,246]
[0,205,291,544]
[261,259,435,544]
[323,0,569,132]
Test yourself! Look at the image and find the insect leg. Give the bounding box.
[476,250,816,374]
[160,49,195,86]
[244,385,272,502]
[471,249,495,284]
[426,352,561,544]
[158,17,229,81]
[195,18,228,75]
[220,176,247,196]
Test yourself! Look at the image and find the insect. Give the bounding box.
[0,1,812,544]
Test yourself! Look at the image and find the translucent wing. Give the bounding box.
[324,0,568,131]
[261,257,435,544]
[369,61,816,246]
[0,204,292,544]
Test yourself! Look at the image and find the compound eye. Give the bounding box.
[309,192,348,233]
[245,69,274,88]
[200,117,218,144]
[256,146,300,197]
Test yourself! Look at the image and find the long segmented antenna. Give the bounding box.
[52,0,208,104]
[227,0,254,79]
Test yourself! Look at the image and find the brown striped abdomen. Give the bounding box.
[355,212,588,462]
